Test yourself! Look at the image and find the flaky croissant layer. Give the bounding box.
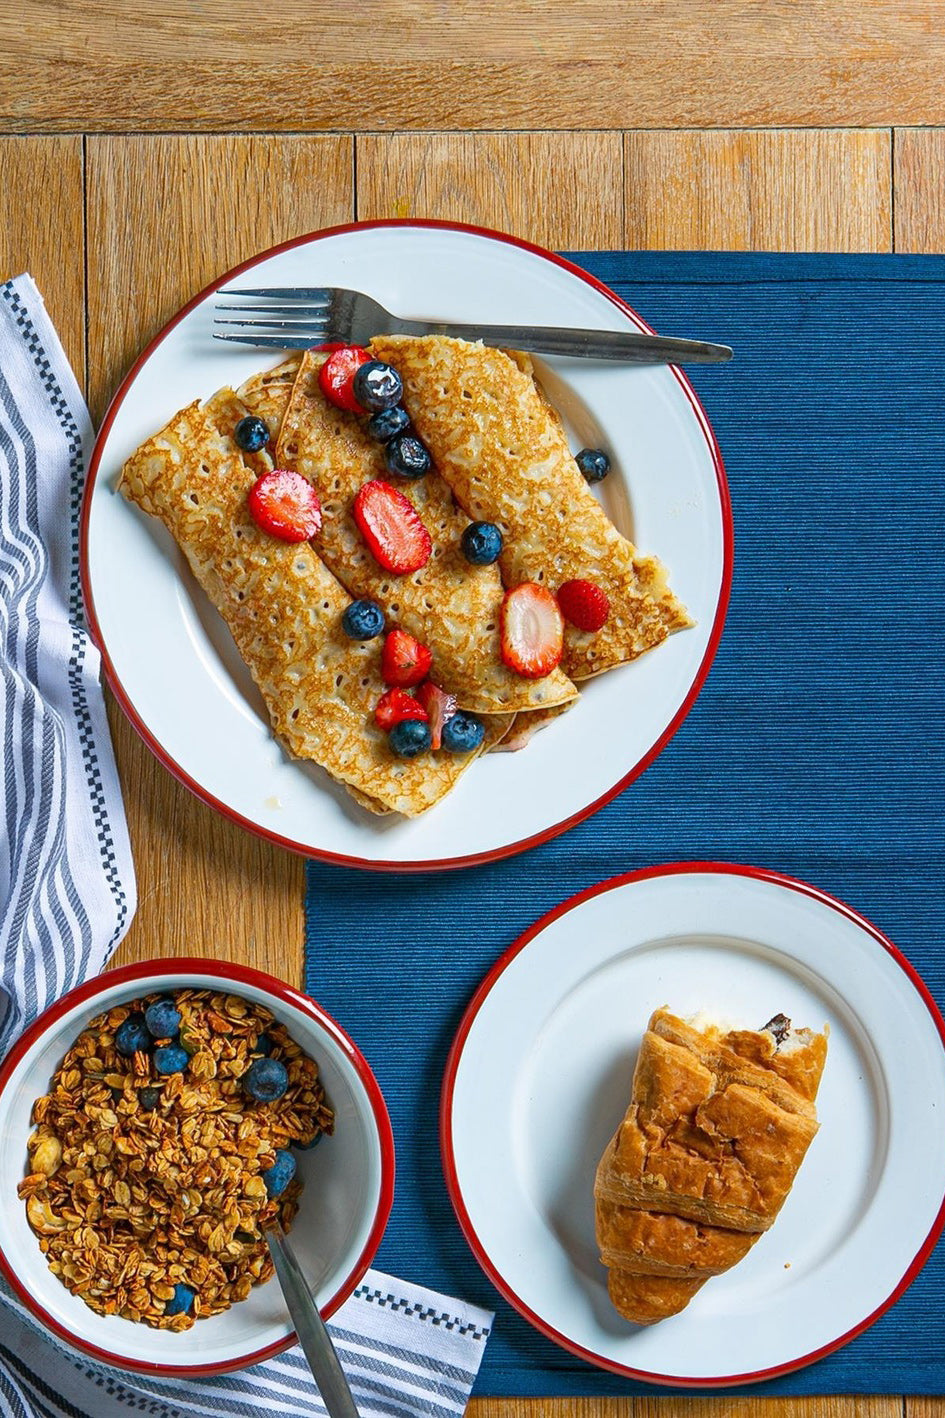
[595,1008,828,1324]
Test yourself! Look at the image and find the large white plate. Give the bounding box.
[441,863,945,1385]
[82,221,731,870]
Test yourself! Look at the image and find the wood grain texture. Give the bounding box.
[86,134,353,425]
[625,130,892,252]
[469,1399,905,1417]
[0,99,932,1418]
[87,134,354,980]
[0,135,85,383]
[894,128,945,252]
[356,132,623,248]
[10,1,945,130]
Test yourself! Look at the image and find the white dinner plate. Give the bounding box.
[82,220,731,870]
[441,862,945,1385]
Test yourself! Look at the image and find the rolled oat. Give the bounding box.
[19,988,334,1329]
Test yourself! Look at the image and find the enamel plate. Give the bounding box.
[441,863,945,1385]
[82,221,731,870]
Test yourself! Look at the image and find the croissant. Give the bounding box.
[594,1008,828,1324]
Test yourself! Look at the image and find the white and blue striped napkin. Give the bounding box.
[0,274,493,1417]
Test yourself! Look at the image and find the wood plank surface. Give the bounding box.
[1,22,943,1404]
[0,135,85,382]
[357,132,623,248]
[469,1397,905,1416]
[86,134,354,979]
[894,129,945,252]
[624,130,892,252]
[9,1,945,131]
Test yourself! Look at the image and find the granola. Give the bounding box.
[19,988,334,1329]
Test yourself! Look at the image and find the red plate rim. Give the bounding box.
[439,859,945,1388]
[0,956,396,1377]
[80,218,734,873]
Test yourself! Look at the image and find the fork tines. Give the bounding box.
[213,289,333,345]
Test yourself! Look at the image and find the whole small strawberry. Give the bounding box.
[381,630,433,688]
[318,346,373,412]
[557,578,611,633]
[374,687,429,731]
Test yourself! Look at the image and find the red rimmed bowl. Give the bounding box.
[0,958,395,1376]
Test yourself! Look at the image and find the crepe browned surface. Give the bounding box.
[261,351,576,716]
[594,1007,827,1325]
[369,335,693,682]
[236,356,302,440]
[490,699,574,753]
[118,390,508,817]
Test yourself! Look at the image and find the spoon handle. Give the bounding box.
[265,1222,361,1418]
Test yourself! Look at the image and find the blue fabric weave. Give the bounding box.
[306,251,945,1396]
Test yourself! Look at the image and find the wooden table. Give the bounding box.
[4,4,943,1415]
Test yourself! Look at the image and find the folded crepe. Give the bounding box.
[250,351,577,717]
[118,390,508,817]
[368,335,693,682]
[594,1008,828,1324]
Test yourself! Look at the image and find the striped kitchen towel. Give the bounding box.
[0,274,135,1049]
[0,1269,493,1418]
[0,274,493,1416]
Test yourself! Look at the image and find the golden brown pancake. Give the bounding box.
[261,351,577,716]
[118,391,508,816]
[369,334,693,682]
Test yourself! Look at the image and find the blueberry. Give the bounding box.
[441,711,485,754]
[234,415,270,453]
[153,1044,189,1075]
[575,447,610,483]
[253,1033,274,1056]
[367,406,410,444]
[164,1283,195,1317]
[388,719,431,758]
[342,599,385,640]
[139,1087,162,1112]
[243,1057,289,1102]
[292,1130,323,1150]
[261,1148,297,1198]
[384,434,430,479]
[115,1014,150,1057]
[461,521,503,565]
[352,360,403,412]
[144,997,181,1040]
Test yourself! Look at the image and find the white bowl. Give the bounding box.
[0,958,395,1376]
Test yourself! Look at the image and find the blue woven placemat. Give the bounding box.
[305,251,945,1396]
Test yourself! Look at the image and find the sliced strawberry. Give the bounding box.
[381,629,433,687]
[353,480,432,575]
[247,469,322,543]
[557,578,611,632]
[416,681,457,750]
[500,582,564,679]
[318,345,372,412]
[374,687,429,731]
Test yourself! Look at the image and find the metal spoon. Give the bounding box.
[264,1220,361,1417]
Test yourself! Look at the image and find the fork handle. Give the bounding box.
[391,321,732,364]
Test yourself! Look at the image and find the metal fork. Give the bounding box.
[213,286,732,364]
